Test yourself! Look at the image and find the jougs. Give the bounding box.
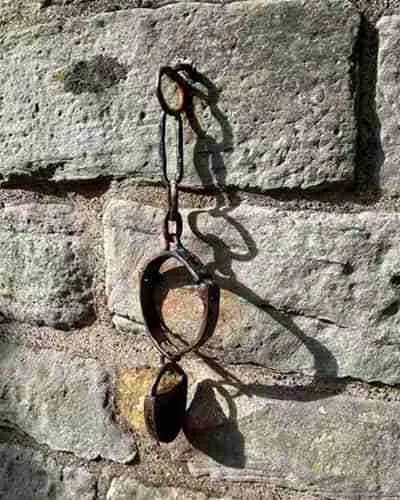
[139,65,220,443]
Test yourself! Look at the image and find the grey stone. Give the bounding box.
[0,202,94,329]
[62,467,96,500]
[185,383,400,498]
[377,15,400,194]
[0,1,40,29]
[0,445,60,500]
[0,0,174,30]
[106,477,227,500]
[0,444,96,500]
[112,314,143,334]
[104,199,400,384]
[0,0,358,191]
[0,342,137,463]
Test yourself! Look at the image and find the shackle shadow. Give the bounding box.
[181,205,346,469]
[180,66,341,382]
[166,67,347,468]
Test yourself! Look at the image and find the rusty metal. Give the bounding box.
[140,63,220,443]
[162,210,183,251]
[158,70,185,250]
[157,66,187,116]
[140,247,220,361]
[144,362,188,443]
[159,112,184,186]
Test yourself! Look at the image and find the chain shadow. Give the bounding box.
[188,204,340,380]
[174,66,347,468]
[181,206,347,468]
[176,64,234,206]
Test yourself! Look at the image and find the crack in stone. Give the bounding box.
[281,308,349,329]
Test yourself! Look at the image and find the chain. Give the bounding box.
[157,65,189,250]
[142,63,221,445]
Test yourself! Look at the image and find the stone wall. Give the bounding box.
[0,1,399,498]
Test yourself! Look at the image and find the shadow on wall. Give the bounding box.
[176,64,234,205]
[163,68,348,468]
[354,16,384,194]
[183,202,347,468]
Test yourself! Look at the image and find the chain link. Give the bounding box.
[159,112,184,185]
[157,65,189,249]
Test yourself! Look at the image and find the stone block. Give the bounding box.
[0,342,137,463]
[0,203,93,328]
[185,376,400,498]
[377,15,400,193]
[104,199,400,384]
[0,445,97,500]
[107,477,230,500]
[0,0,358,191]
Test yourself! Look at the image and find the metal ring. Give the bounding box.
[139,247,220,361]
[157,66,187,116]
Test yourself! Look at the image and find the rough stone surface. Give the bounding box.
[107,477,227,500]
[62,467,97,500]
[0,445,60,500]
[104,200,400,384]
[0,0,358,191]
[0,342,137,463]
[0,444,96,500]
[184,379,400,498]
[377,15,400,194]
[0,203,94,329]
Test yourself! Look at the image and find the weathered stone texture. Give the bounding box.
[0,342,137,463]
[104,200,400,384]
[0,203,93,328]
[0,0,358,191]
[62,467,97,500]
[0,445,96,500]
[377,15,400,194]
[184,378,400,498]
[107,477,228,500]
[0,445,59,500]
